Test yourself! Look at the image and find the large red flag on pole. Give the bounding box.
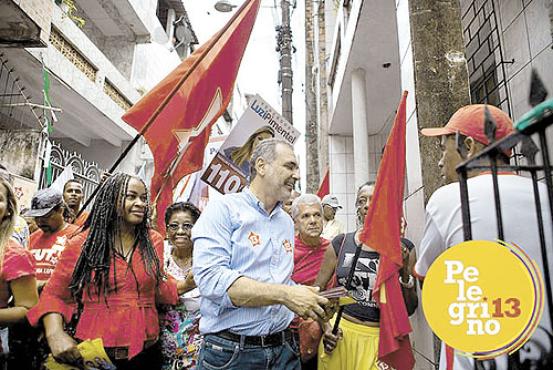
[122,0,260,231]
[359,91,414,370]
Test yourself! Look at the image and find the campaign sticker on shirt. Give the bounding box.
[282,239,292,253]
[422,240,544,360]
[248,231,261,247]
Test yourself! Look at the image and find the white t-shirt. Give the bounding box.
[415,174,553,370]
[321,218,345,241]
[164,241,200,314]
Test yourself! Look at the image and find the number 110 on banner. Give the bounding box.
[201,154,247,194]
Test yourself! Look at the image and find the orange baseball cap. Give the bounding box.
[421,104,514,146]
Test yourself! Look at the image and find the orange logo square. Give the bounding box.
[283,239,292,253]
[248,231,261,247]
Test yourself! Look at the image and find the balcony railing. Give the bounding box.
[49,28,97,82]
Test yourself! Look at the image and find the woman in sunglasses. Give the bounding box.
[159,202,201,369]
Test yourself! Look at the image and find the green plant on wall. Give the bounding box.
[55,0,86,28]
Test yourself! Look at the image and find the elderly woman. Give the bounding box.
[0,176,39,368]
[27,173,194,370]
[159,202,201,369]
[314,182,417,370]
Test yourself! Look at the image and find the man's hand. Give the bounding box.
[323,298,339,320]
[322,322,342,354]
[282,285,329,321]
[100,171,112,184]
[46,330,83,366]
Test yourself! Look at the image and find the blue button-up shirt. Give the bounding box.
[192,188,296,335]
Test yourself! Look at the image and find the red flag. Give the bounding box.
[122,0,261,231]
[317,168,330,199]
[359,91,414,370]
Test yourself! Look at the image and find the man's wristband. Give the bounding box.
[399,274,415,289]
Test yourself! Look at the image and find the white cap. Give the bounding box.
[321,195,342,209]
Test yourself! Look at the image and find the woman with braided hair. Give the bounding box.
[27,173,194,370]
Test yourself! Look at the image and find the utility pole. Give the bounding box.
[277,0,293,124]
[305,0,319,192]
[317,0,328,175]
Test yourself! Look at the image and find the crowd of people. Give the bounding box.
[0,103,549,370]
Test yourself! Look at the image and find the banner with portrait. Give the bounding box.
[201,95,300,194]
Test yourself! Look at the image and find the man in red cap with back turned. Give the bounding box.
[413,104,553,370]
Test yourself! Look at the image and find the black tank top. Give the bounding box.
[333,233,380,322]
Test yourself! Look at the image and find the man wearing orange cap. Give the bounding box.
[414,104,553,370]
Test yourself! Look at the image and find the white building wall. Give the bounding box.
[498,0,553,122]
[33,1,182,179]
[28,5,141,133]
[494,0,553,160]
[132,43,181,91]
[329,135,356,232]
[128,0,182,91]
[325,0,401,233]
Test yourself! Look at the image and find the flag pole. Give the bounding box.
[77,0,256,217]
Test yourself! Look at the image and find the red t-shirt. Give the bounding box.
[291,236,330,286]
[29,224,79,281]
[27,230,178,359]
[0,239,35,308]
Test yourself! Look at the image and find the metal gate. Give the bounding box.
[39,141,104,201]
[456,71,553,369]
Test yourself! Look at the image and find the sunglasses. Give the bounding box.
[166,223,194,232]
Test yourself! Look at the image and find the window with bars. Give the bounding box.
[461,0,511,116]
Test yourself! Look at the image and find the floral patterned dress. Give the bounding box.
[159,242,201,370]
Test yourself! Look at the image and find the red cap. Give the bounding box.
[421,104,514,146]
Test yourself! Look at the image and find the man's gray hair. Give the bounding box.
[249,138,293,179]
[291,193,322,220]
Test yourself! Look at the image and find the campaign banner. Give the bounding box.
[201,95,300,194]
[174,134,227,209]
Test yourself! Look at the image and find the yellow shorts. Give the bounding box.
[318,316,392,370]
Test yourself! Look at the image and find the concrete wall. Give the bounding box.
[131,42,181,91]
[79,19,136,81]
[57,138,142,176]
[16,0,52,46]
[102,38,136,81]
[0,130,42,180]
[30,5,142,114]
[29,2,178,181]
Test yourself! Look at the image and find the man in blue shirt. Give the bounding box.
[193,139,330,369]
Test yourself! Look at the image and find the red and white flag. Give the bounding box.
[122,0,261,231]
[359,91,415,370]
[317,168,330,199]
